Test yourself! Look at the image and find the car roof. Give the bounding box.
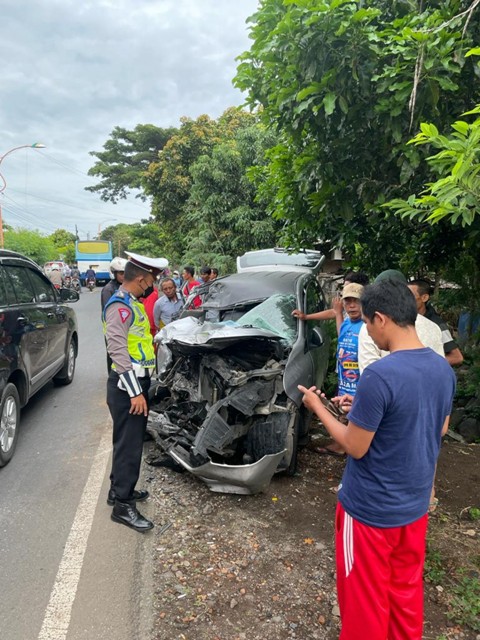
[202,271,308,309]
[0,250,40,269]
[236,248,325,274]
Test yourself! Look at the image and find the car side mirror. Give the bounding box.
[59,288,80,303]
[309,327,324,349]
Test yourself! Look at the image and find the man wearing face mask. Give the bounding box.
[103,251,168,532]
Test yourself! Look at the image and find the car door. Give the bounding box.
[284,276,330,404]
[303,280,330,387]
[1,264,50,390]
[27,268,68,370]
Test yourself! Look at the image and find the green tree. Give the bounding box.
[385,105,480,228]
[100,223,134,257]
[50,228,76,247]
[184,123,280,272]
[100,220,170,262]
[86,124,177,203]
[49,228,76,265]
[144,108,269,263]
[234,0,480,274]
[4,228,56,265]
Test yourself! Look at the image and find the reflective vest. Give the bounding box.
[103,290,155,369]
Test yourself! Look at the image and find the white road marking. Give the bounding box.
[37,429,111,640]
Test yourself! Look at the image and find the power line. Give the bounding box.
[36,150,152,210]
[7,187,150,222]
[1,200,61,234]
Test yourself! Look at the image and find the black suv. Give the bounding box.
[0,250,79,466]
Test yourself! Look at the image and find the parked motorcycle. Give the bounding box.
[86,277,96,292]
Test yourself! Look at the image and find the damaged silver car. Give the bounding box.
[148,252,330,495]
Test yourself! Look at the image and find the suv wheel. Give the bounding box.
[53,338,76,386]
[0,383,20,467]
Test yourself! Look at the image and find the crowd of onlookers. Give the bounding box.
[99,260,220,336]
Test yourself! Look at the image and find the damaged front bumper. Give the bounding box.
[148,316,299,494]
[168,445,286,495]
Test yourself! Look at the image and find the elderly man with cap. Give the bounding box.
[103,251,168,532]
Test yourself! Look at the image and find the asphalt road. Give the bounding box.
[0,287,154,640]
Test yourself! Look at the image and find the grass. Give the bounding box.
[424,547,446,585]
[425,543,480,633]
[448,573,480,632]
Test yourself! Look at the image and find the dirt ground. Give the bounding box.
[144,426,480,640]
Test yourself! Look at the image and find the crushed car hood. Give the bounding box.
[155,316,285,349]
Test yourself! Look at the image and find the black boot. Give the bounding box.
[107,488,149,506]
[111,501,154,532]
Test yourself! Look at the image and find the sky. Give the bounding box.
[0,0,259,241]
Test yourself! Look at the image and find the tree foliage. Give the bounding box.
[386,104,480,228]
[4,228,56,265]
[184,124,281,272]
[100,220,170,262]
[49,228,76,264]
[234,0,480,274]
[143,108,279,268]
[86,124,177,203]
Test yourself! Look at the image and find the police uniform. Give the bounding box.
[103,252,168,532]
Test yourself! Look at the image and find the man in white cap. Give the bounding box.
[103,251,168,532]
[101,256,127,311]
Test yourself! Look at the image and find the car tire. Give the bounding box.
[53,337,76,386]
[0,383,20,467]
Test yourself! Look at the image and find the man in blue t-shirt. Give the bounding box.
[299,279,455,640]
[336,282,364,396]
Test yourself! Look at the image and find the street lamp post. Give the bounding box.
[97,219,117,238]
[0,143,46,248]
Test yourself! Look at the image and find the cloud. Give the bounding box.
[0,0,258,239]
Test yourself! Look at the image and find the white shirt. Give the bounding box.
[358,314,444,373]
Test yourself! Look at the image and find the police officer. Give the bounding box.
[103,251,168,532]
[102,257,128,373]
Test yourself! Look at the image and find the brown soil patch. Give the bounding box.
[145,430,479,640]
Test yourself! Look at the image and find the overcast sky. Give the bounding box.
[0,0,259,241]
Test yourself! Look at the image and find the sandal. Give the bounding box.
[311,445,346,458]
[428,497,439,513]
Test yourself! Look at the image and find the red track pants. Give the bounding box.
[335,503,428,640]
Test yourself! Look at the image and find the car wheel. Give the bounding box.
[53,338,76,386]
[0,383,20,467]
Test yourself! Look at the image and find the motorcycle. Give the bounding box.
[71,276,81,293]
[86,277,96,292]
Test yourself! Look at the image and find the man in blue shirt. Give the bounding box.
[299,279,455,640]
[336,282,364,396]
[153,278,184,329]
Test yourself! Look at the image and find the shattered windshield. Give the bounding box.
[237,294,297,345]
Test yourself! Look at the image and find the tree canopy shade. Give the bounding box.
[86,124,177,203]
[234,0,480,273]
